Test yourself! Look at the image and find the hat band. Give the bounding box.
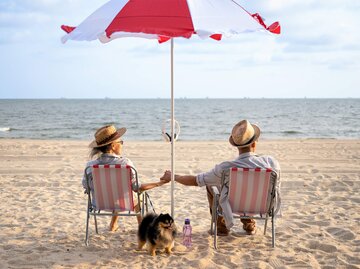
[233,133,256,147]
[96,132,117,145]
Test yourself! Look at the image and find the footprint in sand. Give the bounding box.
[269,258,285,268]
[308,240,337,253]
[3,245,14,250]
[326,227,355,241]
[349,197,360,204]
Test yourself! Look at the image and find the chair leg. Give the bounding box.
[140,193,145,217]
[210,215,214,235]
[85,208,90,246]
[264,213,268,235]
[212,197,218,250]
[141,192,151,216]
[210,202,215,234]
[271,209,275,248]
[145,193,149,214]
[94,211,99,234]
[214,211,218,250]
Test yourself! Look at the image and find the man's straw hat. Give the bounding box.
[229,120,260,148]
[89,125,126,148]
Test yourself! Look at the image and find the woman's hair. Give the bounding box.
[89,143,113,159]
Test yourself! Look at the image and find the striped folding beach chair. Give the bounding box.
[84,164,149,246]
[211,167,278,249]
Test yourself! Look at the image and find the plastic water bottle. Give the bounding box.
[182,218,192,248]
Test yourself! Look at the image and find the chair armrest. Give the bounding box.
[211,186,220,213]
[211,186,220,197]
[211,186,223,218]
[210,186,220,237]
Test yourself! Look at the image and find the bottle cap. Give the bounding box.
[184,218,190,224]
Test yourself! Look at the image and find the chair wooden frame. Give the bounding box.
[84,164,149,246]
[210,167,278,249]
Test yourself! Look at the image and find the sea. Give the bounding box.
[0,99,359,141]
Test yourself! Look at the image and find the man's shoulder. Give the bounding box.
[216,160,240,170]
[256,154,278,162]
[255,154,280,171]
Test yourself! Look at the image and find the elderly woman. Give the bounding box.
[82,124,167,231]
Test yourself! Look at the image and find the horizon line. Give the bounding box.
[0,97,359,100]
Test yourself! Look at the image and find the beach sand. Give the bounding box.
[0,139,359,268]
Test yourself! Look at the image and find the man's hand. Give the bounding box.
[160,170,172,183]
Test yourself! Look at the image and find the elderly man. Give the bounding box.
[161,119,280,236]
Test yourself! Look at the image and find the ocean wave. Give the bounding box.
[0,127,11,132]
[282,130,302,135]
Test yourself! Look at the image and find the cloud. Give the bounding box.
[0,11,51,27]
[0,0,99,13]
[0,1,102,44]
[0,0,359,98]
[245,0,360,50]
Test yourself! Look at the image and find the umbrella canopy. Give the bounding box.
[61,0,280,43]
[61,0,280,217]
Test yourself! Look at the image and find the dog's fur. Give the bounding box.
[137,213,177,256]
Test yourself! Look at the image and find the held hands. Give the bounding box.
[160,170,172,183]
[160,171,196,186]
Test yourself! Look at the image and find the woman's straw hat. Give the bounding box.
[229,120,260,148]
[89,125,126,148]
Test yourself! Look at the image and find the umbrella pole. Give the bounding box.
[170,38,175,218]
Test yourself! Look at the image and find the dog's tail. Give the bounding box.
[138,213,157,241]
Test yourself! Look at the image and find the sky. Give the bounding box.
[0,0,359,99]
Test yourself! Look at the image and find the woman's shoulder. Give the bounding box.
[84,159,99,172]
[85,159,98,166]
[119,157,135,167]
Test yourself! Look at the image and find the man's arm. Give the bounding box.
[160,170,198,186]
[175,174,198,186]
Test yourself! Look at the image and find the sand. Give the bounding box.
[0,139,359,268]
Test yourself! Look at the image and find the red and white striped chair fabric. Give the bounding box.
[228,167,273,215]
[92,164,134,212]
[211,167,277,249]
[84,164,143,246]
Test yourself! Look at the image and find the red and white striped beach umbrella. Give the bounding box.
[61,0,280,217]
